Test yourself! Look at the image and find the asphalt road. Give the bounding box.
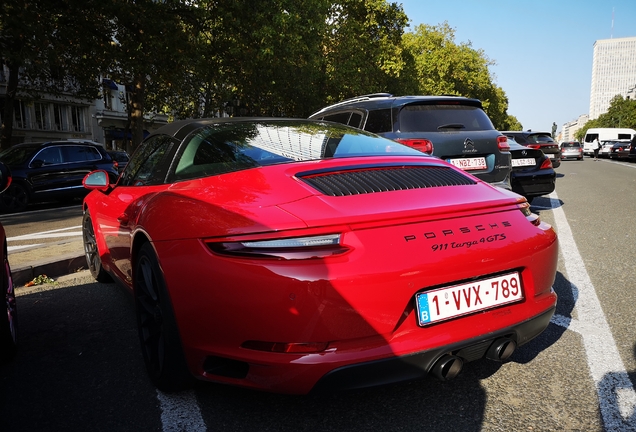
[0,204,83,252]
[2,156,636,431]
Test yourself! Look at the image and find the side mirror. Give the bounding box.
[83,170,110,191]
[31,159,44,168]
[0,162,12,193]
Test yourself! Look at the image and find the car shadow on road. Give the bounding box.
[511,271,571,366]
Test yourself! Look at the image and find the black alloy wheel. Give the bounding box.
[0,248,17,362]
[134,242,192,392]
[0,183,29,213]
[82,210,112,283]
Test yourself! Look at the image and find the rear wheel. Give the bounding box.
[0,249,17,362]
[135,242,192,392]
[82,210,112,283]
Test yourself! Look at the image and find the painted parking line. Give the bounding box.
[548,191,636,430]
[157,390,206,432]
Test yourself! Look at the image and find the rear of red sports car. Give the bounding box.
[83,119,557,395]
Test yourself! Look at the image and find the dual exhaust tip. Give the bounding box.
[430,337,517,381]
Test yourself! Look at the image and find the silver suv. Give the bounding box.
[309,94,511,189]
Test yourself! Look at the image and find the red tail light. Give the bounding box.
[394,138,434,154]
[497,135,510,151]
[527,144,541,149]
[540,158,553,169]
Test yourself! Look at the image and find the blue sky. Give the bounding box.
[397,0,636,133]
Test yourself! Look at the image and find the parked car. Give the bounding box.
[599,140,614,158]
[82,118,558,394]
[108,150,130,174]
[509,138,556,202]
[609,140,631,160]
[560,141,584,161]
[501,131,561,168]
[629,138,636,161]
[0,140,119,212]
[309,94,512,190]
[0,162,17,362]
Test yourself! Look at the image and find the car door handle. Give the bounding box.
[117,213,129,225]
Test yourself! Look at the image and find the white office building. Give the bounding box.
[589,36,636,120]
[561,114,589,143]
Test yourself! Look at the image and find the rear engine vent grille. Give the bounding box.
[299,166,476,196]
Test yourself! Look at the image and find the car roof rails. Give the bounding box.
[312,93,393,115]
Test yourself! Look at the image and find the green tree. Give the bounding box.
[575,95,636,141]
[102,0,200,151]
[319,0,409,105]
[0,0,110,149]
[399,22,513,129]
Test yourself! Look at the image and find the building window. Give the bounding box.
[13,100,28,129]
[103,88,113,110]
[34,103,50,130]
[53,104,68,131]
[70,106,85,132]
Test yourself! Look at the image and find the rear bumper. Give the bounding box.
[511,172,556,198]
[311,305,556,393]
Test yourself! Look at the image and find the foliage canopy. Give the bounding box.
[1,0,521,150]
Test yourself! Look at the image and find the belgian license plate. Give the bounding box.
[547,154,556,159]
[512,158,535,167]
[415,272,523,326]
[447,157,487,170]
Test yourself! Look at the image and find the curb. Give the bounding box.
[12,253,86,286]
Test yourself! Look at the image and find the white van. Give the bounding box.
[582,128,636,156]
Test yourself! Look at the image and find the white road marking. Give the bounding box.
[605,160,636,169]
[7,226,82,242]
[548,191,636,430]
[157,390,207,432]
[8,244,45,252]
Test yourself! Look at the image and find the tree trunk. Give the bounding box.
[0,61,21,151]
[129,73,146,152]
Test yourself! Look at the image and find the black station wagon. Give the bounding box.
[309,94,512,190]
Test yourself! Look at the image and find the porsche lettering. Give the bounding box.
[404,221,512,242]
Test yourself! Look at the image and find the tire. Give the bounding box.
[135,242,192,392]
[0,249,17,363]
[82,210,112,283]
[0,183,29,213]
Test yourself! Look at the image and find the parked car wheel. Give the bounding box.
[0,249,17,363]
[0,183,29,213]
[135,242,192,392]
[82,211,112,283]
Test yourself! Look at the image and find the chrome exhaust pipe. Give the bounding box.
[486,337,517,362]
[430,354,463,381]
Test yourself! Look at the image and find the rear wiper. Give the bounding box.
[437,123,465,130]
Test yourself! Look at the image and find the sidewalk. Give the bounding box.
[9,238,86,286]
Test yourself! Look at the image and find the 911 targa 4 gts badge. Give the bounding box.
[404,220,513,252]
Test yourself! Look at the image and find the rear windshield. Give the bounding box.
[397,104,494,132]
[171,121,425,181]
[562,142,580,148]
[527,134,555,144]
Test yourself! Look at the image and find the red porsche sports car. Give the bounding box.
[82,118,558,394]
[0,162,17,363]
